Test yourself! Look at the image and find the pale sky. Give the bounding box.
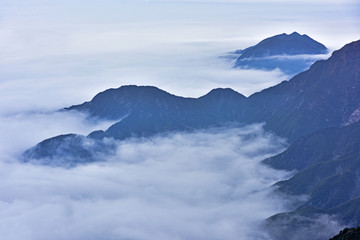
[0,0,359,112]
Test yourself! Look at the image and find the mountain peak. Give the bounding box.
[198,88,246,103]
[65,85,186,120]
[104,85,170,97]
[234,32,328,74]
[289,31,301,36]
[238,32,327,58]
[202,88,244,97]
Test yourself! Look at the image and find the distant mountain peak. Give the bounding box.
[65,85,187,120]
[239,32,328,58]
[233,32,328,75]
[201,88,245,98]
[289,31,300,35]
[288,31,307,37]
[95,85,173,99]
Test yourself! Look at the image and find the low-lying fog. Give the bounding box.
[0,118,294,240]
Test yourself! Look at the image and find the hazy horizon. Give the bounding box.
[1,0,359,113]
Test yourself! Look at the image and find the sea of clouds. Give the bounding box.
[0,122,295,240]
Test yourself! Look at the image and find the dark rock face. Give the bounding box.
[329,226,360,240]
[234,32,328,75]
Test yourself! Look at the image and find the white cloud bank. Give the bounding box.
[0,125,294,240]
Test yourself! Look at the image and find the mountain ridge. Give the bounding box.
[263,110,360,238]
[24,39,360,165]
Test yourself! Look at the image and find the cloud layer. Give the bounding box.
[0,125,294,240]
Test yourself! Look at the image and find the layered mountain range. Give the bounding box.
[233,32,328,75]
[330,226,360,240]
[265,120,360,239]
[23,38,360,238]
[26,39,359,160]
